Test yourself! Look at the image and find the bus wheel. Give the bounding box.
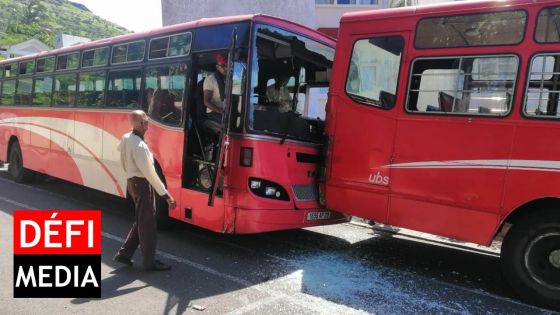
[155,194,173,230]
[7,142,34,183]
[501,209,560,310]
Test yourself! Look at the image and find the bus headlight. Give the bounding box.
[250,180,261,189]
[248,177,289,201]
[265,187,277,196]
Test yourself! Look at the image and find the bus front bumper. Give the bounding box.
[232,207,349,234]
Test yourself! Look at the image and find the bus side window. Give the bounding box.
[407,55,518,116]
[344,36,403,109]
[106,69,142,109]
[144,63,187,126]
[76,71,106,108]
[1,79,16,106]
[33,77,53,107]
[524,54,559,117]
[53,74,77,107]
[15,78,33,105]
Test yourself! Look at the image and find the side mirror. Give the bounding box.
[232,62,246,96]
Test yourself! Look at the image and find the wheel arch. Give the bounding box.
[7,135,19,158]
[494,197,560,242]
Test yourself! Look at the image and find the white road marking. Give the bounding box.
[102,232,369,315]
[0,195,36,209]
[225,295,284,315]
[0,191,366,314]
[0,178,551,314]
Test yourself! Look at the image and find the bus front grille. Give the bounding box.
[292,184,318,202]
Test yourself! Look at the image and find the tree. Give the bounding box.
[21,0,48,24]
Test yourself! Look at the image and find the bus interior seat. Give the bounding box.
[478,106,491,114]
[150,89,176,119]
[379,90,396,108]
[426,105,440,112]
[438,92,455,112]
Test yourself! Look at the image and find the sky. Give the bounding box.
[70,0,162,32]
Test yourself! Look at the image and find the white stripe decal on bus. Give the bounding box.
[387,160,560,172]
[0,117,126,197]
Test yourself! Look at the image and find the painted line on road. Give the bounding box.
[225,295,284,315]
[102,232,255,287]
[0,195,37,209]
[102,231,560,314]
[0,175,293,265]
[101,232,369,315]
[0,178,551,313]
[0,176,102,210]
[0,192,354,315]
[0,175,294,264]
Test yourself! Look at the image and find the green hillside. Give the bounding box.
[0,0,129,50]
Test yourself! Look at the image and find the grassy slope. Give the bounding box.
[0,0,129,47]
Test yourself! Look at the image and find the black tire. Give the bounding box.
[7,142,34,183]
[501,209,560,310]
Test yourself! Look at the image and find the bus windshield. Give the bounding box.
[248,24,334,143]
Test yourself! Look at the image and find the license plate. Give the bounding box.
[307,211,331,221]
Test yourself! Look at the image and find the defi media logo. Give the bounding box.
[13,210,102,298]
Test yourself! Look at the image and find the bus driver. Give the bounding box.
[203,54,228,128]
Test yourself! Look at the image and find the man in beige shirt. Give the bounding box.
[114,110,176,271]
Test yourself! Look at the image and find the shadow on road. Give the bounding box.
[1,169,555,314]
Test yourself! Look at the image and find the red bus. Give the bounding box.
[0,14,347,234]
[324,0,560,309]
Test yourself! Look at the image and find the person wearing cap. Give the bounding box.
[113,110,177,271]
[203,54,228,124]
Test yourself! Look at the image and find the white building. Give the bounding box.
[0,38,50,59]
[314,0,461,37]
[315,0,384,37]
[54,34,91,49]
[162,0,318,29]
[161,0,460,38]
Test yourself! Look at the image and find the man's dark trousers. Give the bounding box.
[117,177,157,268]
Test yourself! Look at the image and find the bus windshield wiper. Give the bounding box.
[347,93,382,107]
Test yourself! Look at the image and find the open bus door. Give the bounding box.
[208,29,237,206]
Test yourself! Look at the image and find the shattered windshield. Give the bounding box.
[247,24,334,143]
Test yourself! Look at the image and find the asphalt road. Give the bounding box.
[0,165,557,315]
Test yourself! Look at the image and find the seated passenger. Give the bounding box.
[145,88,155,112]
[266,75,293,113]
[148,89,174,121]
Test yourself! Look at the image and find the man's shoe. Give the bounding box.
[113,254,133,266]
[145,259,171,271]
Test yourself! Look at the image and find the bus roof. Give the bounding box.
[0,14,335,65]
[340,0,558,24]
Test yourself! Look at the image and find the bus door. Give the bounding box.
[330,33,407,223]
[181,31,241,207]
[208,30,239,206]
[389,54,518,243]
